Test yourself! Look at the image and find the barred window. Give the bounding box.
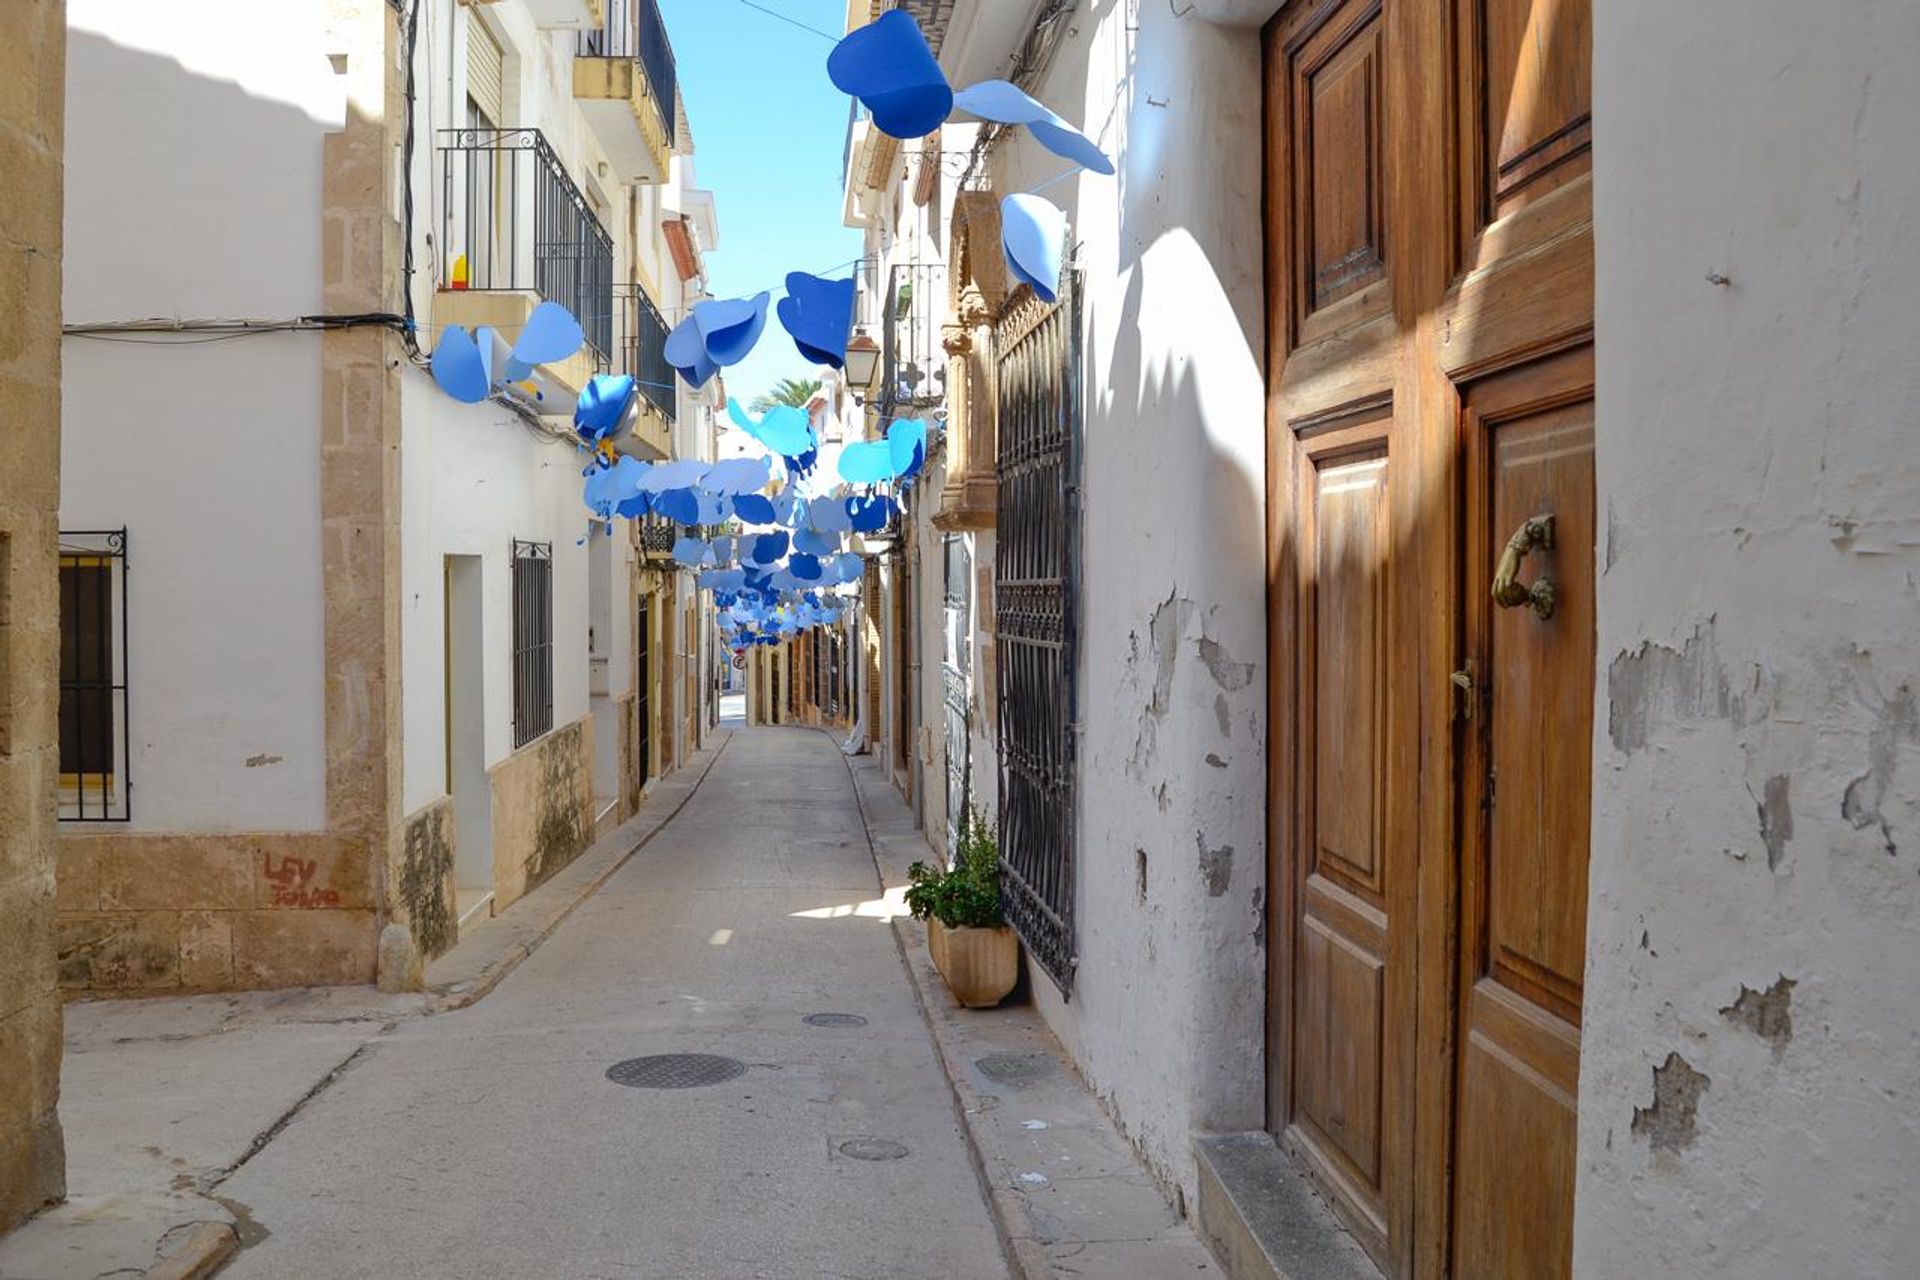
[511,539,553,748]
[59,530,130,821]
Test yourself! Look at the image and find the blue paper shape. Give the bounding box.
[512,300,586,368]
[846,493,896,532]
[655,488,702,526]
[776,273,857,368]
[772,486,803,524]
[808,495,855,534]
[838,439,898,485]
[727,399,816,458]
[953,80,1115,176]
[790,553,823,581]
[664,313,718,389]
[691,293,771,368]
[732,492,777,525]
[828,10,953,139]
[752,531,790,565]
[1001,193,1069,304]
[834,552,866,584]
[615,493,650,519]
[638,458,710,493]
[574,374,636,444]
[672,536,709,566]
[888,419,928,477]
[431,326,490,403]
[793,528,832,557]
[703,455,774,495]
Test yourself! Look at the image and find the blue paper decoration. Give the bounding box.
[1001,194,1069,304]
[511,300,587,370]
[582,456,648,521]
[430,326,490,403]
[809,495,855,534]
[838,439,898,485]
[655,488,702,526]
[888,419,928,478]
[703,455,774,495]
[574,374,636,445]
[793,527,834,557]
[732,492,777,525]
[790,553,823,581]
[846,493,896,532]
[828,10,953,140]
[752,531,790,564]
[671,536,711,567]
[776,272,857,368]
[727,399,816,458]
[663,313,719,389]
[953,80,1114,175]
[638,458,710,493]
[834,552,866,584]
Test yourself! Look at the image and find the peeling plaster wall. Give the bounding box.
[989,5,1269,1206]
[1580,3,1920,1274]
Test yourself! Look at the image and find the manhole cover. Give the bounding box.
[606,1054,748,1089]
[975,1053,1053,1086]
[803,1012,869,1028]
[838,1137,910,1161]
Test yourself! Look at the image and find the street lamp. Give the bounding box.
[843,330,881,391]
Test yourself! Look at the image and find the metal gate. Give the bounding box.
[942,534,972,859]
[994,277,1081,994]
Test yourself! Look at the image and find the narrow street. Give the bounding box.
[216,721,1006,1280]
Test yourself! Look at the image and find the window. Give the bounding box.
[59,530,130,821]
[511,539,553,748]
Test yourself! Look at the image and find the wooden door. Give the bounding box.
[1264,0,1593,1275]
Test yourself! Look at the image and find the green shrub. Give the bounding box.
[905,807,1004,929]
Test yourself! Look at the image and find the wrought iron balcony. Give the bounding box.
[437,126,614,365]
[880,261,949,413]
[574,0,677,184]
[614,284,676,424]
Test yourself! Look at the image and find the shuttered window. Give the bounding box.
[466,16,505,127]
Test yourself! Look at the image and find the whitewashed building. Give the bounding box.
[56,0,718,993]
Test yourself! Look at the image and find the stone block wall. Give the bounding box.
[489,715,595,910]
[56,834,378,991]
[0,0,66,1232]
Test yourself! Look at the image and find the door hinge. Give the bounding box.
[1450,666,1474,721]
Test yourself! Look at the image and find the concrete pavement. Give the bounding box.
[215,724,1008,1279]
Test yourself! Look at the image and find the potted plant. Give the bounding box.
[906,808,1019,1008]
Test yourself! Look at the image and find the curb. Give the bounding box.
[426,730,733,1013]
[832,738,1053,1280]
[144,1222,237,1280]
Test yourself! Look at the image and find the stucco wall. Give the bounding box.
[61,0,343,831]
[1578,3,1920,1275]
[0,0,68,1232]
[997,6,1270,1206]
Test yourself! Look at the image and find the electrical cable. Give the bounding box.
[728,0,839,43]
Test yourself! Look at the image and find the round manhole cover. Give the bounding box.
[606,1054,748,1090]
[803,1013,869,1028]
[838,1137,910,1162]
[975,1053,1053,1086]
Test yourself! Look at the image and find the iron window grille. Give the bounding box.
[58,529,131,822]
[576,0,679,149]
[511,539,554,749]
[880,261,949,414]
[438,126,615,364]
[994,276,1083,995]
[615,284,676,423]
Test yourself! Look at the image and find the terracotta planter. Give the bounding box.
[927,918,1019,1009]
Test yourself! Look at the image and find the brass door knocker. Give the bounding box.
[1491,515,1557,619]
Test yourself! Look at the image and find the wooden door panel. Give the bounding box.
[1313,451,1388,896]
[1452,346,1593,1278]
[1460,0,1592,235]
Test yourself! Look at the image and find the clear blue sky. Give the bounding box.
[659,0,860,407]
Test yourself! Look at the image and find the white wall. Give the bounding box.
[1579,3,1920,1275]
[983,4,1270,1204]
[60,0,343,830]
[399,376,592,816]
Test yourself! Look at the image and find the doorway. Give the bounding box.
[445,555,493,926]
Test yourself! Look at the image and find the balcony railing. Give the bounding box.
[577,0,678,149]
[881,261,949,412]
[615,284,676,423]
[438,127,614,362]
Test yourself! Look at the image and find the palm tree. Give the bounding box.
[748,377,823,415]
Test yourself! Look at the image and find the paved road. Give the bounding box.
[220,725,1008,1279]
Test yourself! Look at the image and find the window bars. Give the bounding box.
[438,126,615,364]
[994,276,1082,995]
[616,284,677,423]
[576,0,679,150]
[58,530,130,822]
[880,260,949,414]
[511,539,554,749]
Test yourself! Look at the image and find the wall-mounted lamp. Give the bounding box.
[844,331,882,389]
